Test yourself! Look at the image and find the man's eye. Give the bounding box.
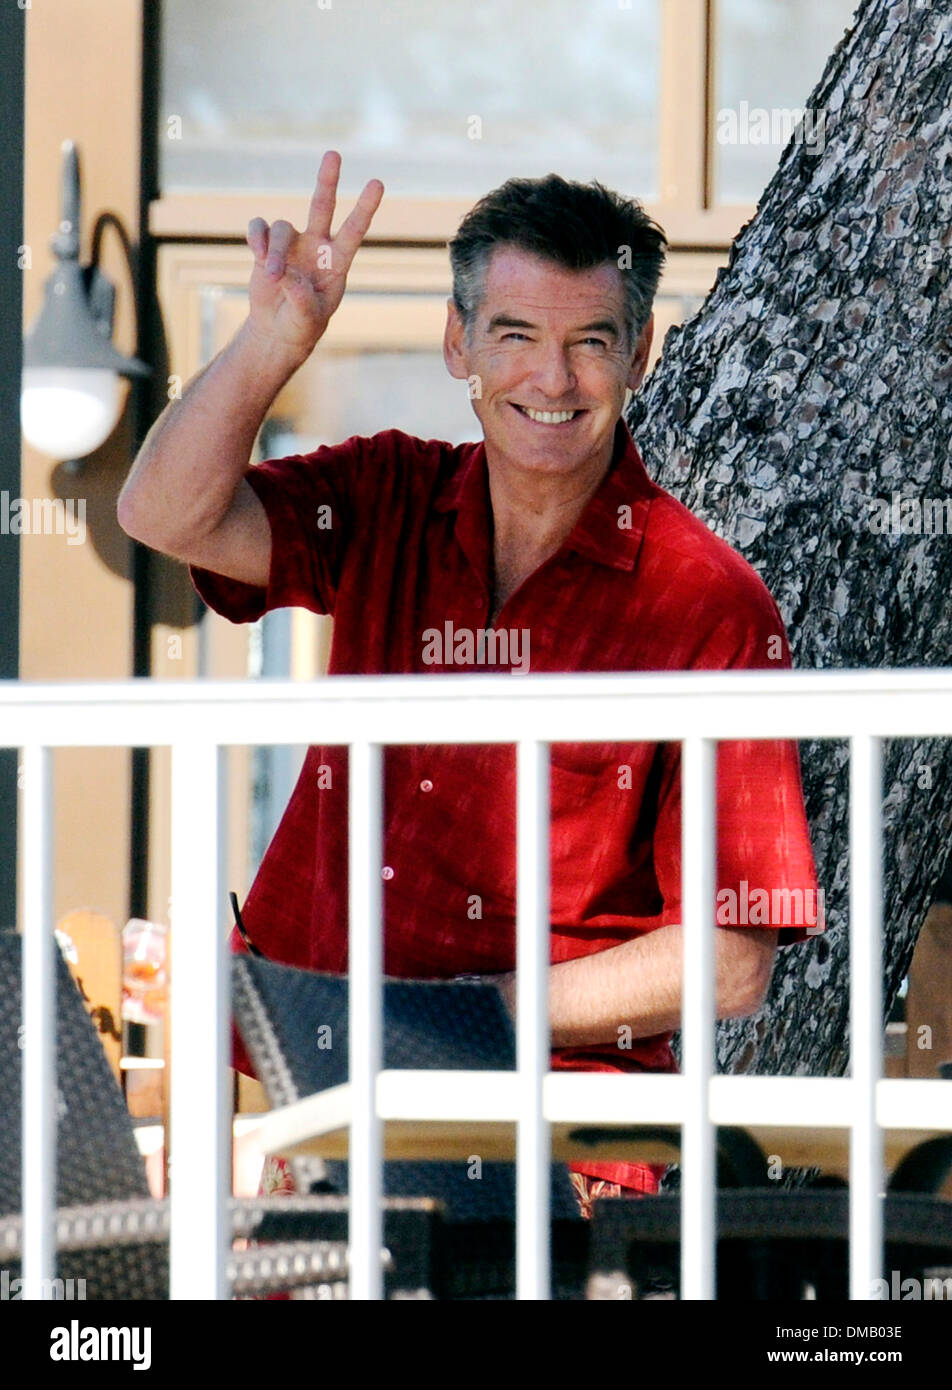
[501,332,530,341]
[579,338,608,348]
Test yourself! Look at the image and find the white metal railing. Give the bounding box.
[7,668,952,1301]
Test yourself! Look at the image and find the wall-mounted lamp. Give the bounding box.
[21,140,149,464]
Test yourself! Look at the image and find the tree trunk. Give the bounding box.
[628,0,952,1081]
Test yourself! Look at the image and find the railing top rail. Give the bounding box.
[1,669,952,746]
[2,667,952,706]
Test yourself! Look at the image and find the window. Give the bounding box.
[713,0,860,202]
[160,0,660,199]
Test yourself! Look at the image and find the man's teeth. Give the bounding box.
[521,407,578,424]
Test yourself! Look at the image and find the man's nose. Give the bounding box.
[530,346,577,398]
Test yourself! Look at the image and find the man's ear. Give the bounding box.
[443,298,469,380]
[626,313,654,393]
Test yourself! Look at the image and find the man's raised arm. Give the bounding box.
[117,151,384,587]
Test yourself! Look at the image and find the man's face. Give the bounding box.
[444,245,653,479]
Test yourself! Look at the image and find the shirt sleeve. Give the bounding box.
[651,585,824,947]
[189,435,365,623]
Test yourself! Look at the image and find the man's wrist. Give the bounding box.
[235,316,315,389]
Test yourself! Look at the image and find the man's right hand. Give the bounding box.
[245,150,384,365]
[118,152,384,584]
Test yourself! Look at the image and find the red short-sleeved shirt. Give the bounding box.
[191,417,821,1193]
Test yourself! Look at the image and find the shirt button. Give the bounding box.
[419,779,433,793]
[381,866,394,880]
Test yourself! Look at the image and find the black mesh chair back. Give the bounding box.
[232,953,589,1297]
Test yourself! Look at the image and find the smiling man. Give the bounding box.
[118,152,821,1218]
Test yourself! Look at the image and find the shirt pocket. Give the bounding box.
[548,752,618,919]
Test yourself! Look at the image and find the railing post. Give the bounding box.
[516,738,551,1300]
[681,735,717,1301]
[20,743,55,1300]
[169,740,228,1299]
[349,740,384,1300]
[849,733,884,1299]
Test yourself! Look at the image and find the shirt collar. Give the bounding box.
[433,417,658,574]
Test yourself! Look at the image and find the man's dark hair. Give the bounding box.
[448,173,667,349]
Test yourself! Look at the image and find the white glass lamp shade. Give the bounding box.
[20,366,124,459]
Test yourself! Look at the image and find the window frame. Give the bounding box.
[151,0,750,250]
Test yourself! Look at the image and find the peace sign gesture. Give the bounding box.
[245,150,384,364]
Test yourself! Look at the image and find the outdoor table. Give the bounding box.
[258,1075,951,1181]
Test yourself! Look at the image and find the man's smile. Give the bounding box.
[510,403,587,426]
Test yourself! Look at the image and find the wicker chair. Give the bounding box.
[583,1129,952,1299]
[0,931,440,1299]
[232,953,590,1300]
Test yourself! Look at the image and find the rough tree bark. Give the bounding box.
[628,0,952,1080]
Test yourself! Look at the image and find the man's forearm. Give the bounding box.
[117,319,304,553]
[496,924,778,1049]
